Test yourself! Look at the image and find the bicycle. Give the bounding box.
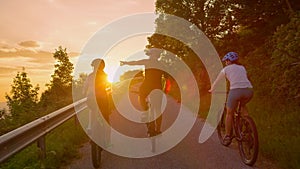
[145,92,163,153]
[88,87,112,169]
[90,140,102,169]
[132,89,163,153]
[217,101,259,166]
[87,112,103,169]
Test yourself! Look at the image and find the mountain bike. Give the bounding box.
[142,91,163,153]
[133,89,163,153]
[217,102,259,166]
[87,111,102,169]
[90,140,102,169]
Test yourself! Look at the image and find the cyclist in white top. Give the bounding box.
[209,52,253,146]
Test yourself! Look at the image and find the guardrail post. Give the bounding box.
[75,116,79,126]
[0,98,87,165]
[37,136,46,169]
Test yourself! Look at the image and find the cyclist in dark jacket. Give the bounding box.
[120,48,164,137]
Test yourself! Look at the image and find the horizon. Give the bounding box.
[0,0,155,102]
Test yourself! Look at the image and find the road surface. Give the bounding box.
[66,89,278,169]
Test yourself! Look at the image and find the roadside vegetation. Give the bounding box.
[149,1,299,169]
[0,46,88,169]
[1,1,299,169]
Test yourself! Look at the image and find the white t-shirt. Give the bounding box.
[221,64,253,89]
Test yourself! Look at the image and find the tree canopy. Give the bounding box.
[149,0,300,103]
[39,46,74,112]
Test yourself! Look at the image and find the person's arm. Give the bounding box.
[120,59,148,66]
[208,70,225,92]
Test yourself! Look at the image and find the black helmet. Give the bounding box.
[145,48,162,57]
[91,59,105,69]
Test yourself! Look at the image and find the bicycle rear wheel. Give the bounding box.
[238,116,259,166]
[217,108,229,146]
[91,140,102,169]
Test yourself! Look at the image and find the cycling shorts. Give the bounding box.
[227,88,253,110]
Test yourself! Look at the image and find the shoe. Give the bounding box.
[223,135,232,146]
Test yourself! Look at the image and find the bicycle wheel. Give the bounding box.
[217,108,229,146]
[91,140,102,169]
[237,116,259,166]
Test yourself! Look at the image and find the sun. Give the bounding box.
[106,68,122,84]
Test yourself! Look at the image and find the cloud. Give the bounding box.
[0,46,79,63]
[18,40,40,48]
[0,48,53,63]
[0,67,18,77]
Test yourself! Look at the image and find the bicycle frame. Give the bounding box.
[233,104,243,142]
[217,101,259,166]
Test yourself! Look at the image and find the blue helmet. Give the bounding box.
[222,52,238,62]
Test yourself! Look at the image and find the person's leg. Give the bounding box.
[139,82,150,110]
[97,94,110,123]
[240,89,253,117]
[139,85,155,136]
[224,89,239,145]
[138,95,149,111]
[152,88,163,134]
[225,107,234,136]
[241,106,249,116]
[97,95,112,146]
[155,115,162,134]
[147,122,155,136]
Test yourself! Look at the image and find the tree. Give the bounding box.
[50,46,74,88]
[269,12,300,100]
[155,0,240,40]
[5,69,39,124]
[72,73,88,101]
[148,0,227,94]
[0,108,7,119]
[39,46,74,112]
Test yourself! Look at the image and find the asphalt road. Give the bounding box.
[66,89,278,169]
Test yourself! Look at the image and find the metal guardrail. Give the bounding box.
[0,98,88,163]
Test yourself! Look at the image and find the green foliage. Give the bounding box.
[0,118,88,169]
[249,98,300,169]
[119,69,143,81]
[155,0,239,40]
[151,0,300,168]
[0,108,6,119]
[269,12,300,100]
[72,73,88,101]
[0,46,84,168]
[39,46,74,112]
[2,69,39,132]
[51,46,74,88]
[6,70,39,114]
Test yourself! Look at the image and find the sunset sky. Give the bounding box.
[0,0,155,102]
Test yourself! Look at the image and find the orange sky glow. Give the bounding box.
[0,0,156,102]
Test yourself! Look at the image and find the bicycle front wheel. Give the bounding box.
[91,140,102,169]
[238,116,259,166]
[217,108,229,146]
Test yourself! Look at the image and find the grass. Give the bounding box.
[0,117,89,169]
[198,93,300,169]
[248,98,300,169]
